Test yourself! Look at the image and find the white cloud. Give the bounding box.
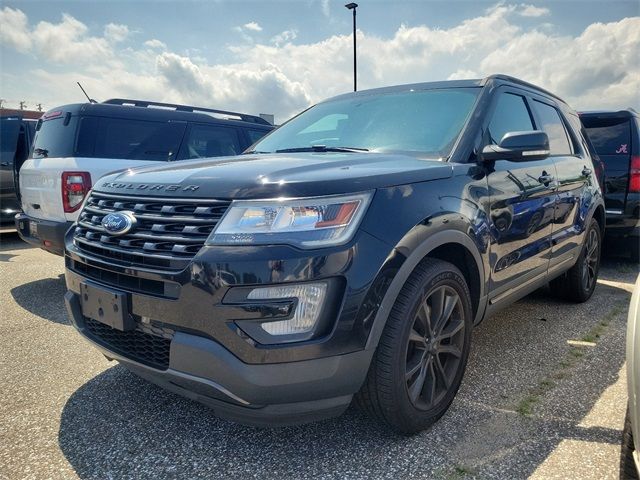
[104,23,129,42]
[2,5,638,120]
[144,38,167,50]
[519,4,551,17]
[243,21,262,32]
[0,7,32,53]
[31,13,116,64]
[478,17,640,110]
[320,0,331,18]
[271,29,298,46]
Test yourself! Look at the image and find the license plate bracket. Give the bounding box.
[80,282,134,331]
[29,220,38,238]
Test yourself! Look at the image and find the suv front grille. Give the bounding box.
[73,192,231,270]
[84,318,173,370]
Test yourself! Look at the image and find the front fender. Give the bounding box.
[362,228,488,352]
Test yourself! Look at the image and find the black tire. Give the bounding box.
[355,258,473,434]
[550,217,601,303]
[621,407,639,479]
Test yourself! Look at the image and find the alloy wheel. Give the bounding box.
[405,285,466,410]
[582,227,599,292]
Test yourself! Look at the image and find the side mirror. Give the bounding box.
[480,130,550,162]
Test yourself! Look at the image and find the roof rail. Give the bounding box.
[482,74,567,105]
[101,98,271,125]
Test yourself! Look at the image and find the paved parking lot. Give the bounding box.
[0,231,637,480]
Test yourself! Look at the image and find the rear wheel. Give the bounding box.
[550,218,601,303]
[355,258,473,434]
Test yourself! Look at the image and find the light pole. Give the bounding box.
[345,3,358,92]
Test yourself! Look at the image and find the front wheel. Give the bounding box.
[355,258,473,434]
[550,218,601,303]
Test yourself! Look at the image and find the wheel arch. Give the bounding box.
[365,230,487,352]
[593,203,605,237]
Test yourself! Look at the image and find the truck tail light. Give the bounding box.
[630,156,640,193]
[62,172,91,213]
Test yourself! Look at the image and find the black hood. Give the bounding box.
[94,152,453,199]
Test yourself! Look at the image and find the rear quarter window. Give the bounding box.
[582,117,631,156]
[31,115,78,159]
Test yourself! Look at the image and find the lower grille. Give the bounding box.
[68,257,178,299]
[84,318,173,370]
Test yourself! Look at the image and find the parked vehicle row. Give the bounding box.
[15,99,273,254]
[60,74,606,433]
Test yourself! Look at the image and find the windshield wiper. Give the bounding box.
[243,150,271,154]
[33,148,49,158]
[275,145,369,153]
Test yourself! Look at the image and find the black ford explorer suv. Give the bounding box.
[64,75,604,433]
[580,109,639,262]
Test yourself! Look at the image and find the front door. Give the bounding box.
[529,98,589,270]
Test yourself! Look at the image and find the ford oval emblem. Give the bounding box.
[101,211,136,236]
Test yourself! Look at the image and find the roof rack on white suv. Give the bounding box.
[102,98,271,125]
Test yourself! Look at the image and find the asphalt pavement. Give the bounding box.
[0,230,637,480]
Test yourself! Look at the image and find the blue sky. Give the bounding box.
[1,1,638,121]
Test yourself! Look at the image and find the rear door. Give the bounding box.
[529,98,589,269]
[484,89,557,299]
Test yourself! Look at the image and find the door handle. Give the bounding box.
[538,174,554,185]
[582,167,592,176]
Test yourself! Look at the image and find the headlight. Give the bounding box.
[207,192,372,248]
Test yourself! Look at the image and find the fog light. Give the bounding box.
[247,283,327,336]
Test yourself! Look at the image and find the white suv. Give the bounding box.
[16,99,273,255]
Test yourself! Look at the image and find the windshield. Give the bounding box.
[252,87,480,158]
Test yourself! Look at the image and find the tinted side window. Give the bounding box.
[31,116,78,159]
[0,119,21,153]
[77,117,186,161]
[488,93,534,144]
[532,100,572,155]
[178,125,241,159]
[247,129,269,144]
[582,117,631,156]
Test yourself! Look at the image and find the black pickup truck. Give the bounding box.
[64,75,604,433]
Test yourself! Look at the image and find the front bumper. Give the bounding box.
[15,213,72,256]
[64,288,372,425]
